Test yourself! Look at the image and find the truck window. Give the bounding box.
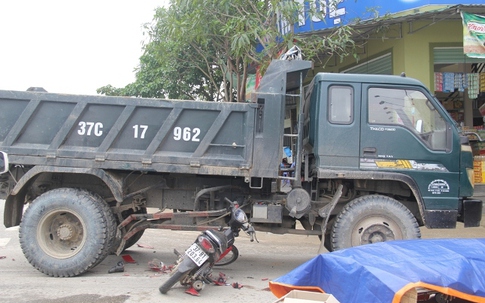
[368,87,448,151]
[328,85,353,124]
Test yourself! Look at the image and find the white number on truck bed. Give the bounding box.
[133,124,148,139]
[173,127,200,142]
[77,121,103,136]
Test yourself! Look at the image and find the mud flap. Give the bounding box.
[462,199,482,227]
[317,184,343,254]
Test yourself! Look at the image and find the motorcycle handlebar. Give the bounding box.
[246,226,258,243]
[224,197,236,207]
[224,197,259,243]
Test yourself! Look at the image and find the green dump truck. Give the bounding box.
[0,59,481,277]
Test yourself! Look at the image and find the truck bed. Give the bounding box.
[0,91,261,177]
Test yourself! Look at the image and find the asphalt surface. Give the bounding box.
[1,199,484,303]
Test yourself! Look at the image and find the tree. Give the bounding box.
[97,0,358,102]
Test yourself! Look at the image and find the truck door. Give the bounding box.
[360,84,460,216]
[315,81,361,169]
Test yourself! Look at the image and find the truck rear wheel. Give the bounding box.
[19,188,117,277]
[330,195,420,251]
[121,207,146,250]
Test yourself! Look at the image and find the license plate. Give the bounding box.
[185,243,209,266]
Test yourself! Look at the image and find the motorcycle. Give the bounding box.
[159,198,257,294]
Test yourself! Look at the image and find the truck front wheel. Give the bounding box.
[19,188,116,277]
[330,195,420,251]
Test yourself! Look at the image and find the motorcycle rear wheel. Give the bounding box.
[214,245,239,266]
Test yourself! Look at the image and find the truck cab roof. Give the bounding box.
[313,72,424,87]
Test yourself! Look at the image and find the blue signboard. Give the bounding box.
[292,0,479,34]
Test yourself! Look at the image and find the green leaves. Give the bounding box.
[98,0,361,102]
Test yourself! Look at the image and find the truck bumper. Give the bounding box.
[424,198,482,229]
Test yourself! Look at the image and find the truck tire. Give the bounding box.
[19,188,117,277]
[91,192,118,267]
[121,207,147,250]
[110,207,147,253]
[330,195,420,251]
[124,228,145,250]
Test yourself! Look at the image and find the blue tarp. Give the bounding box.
[270,239,485,303]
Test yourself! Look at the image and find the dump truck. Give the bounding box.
[0,59,482,277]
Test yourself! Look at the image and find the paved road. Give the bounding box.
[1,199,484,303]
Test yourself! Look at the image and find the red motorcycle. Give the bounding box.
[159,198,256,294]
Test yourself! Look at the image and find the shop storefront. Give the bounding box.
[297,1,485,127]
[433,47,485,127]
[294,1,485,183]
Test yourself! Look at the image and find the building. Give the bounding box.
[294,1,485,128]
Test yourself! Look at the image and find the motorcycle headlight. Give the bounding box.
[234,209,248,223]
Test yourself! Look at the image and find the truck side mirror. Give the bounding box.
[0,151,9,174]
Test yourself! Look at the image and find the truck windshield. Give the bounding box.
[368,87,449,151]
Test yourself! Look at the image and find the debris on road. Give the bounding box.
[148,258,173,273]
[136,243,154,249]
[108,261,125,274]
[121,254,136,263]
[232,282,243,289]
[213,272,227,286]
[185,287,200,296]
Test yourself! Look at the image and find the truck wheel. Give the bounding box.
[330,195,420,251]
[19,188,117,277]
[91,192,117,267]
[122,207,147,250]
[123,228,145,250]
[111,207,147,253]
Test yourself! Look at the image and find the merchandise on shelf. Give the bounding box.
[434,72,484,99]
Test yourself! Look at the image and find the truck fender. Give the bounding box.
[4,166,123,227]
[318,169,426,224]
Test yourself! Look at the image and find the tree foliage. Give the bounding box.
[97,0,358,102]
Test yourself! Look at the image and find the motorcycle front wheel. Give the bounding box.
[159,268,190,294]
[214,245,239,266]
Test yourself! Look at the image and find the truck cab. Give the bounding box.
[296,70,481,250]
